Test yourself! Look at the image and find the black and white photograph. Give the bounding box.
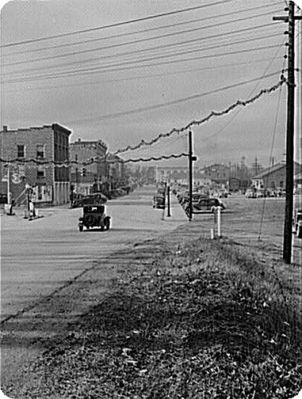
[0,0,302,397]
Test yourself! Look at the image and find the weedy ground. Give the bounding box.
[3,235,302,399]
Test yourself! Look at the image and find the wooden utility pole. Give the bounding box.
[273,1,302,264]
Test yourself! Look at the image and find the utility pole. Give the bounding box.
[188,131,197,221]
[273,2,302,264]
[167,184,171,217]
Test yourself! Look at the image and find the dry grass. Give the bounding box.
[4,235,301,399]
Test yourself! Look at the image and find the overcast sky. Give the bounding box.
[0,0,301,167]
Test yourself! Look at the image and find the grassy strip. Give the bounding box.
[4,238,302,399]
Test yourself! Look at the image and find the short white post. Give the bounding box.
[210,228,215,239]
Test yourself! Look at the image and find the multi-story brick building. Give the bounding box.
[0,124,72,205]
[69,139,108,195]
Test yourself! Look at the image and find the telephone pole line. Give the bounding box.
[273,1,302,264]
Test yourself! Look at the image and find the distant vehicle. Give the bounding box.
[78,204,111,231]
[293,208,302,238]
[186,197,225,214]
[245,188,256,198]
[0,193,8,204]
[256,189,265,198]
[219,191,229,198]
[153,195,165,209]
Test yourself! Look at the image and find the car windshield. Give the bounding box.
[84,205,104,213]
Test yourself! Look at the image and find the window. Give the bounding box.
[37,166,45,178]
[17,145,25,158]
[36,145,45,159]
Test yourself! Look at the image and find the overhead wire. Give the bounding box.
[2,29,282,78]
[202,40,287,143]
[7,56,283,93]
[1,2,282,57]
[258,57,286,240]
[113,78,286,155]
[2,12,282,68]
[0,78,286,165]
[0,0,235,48]
[67,71,284,125]
[2,43,282,84]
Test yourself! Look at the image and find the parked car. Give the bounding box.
[293,208,302,238]
[78,204,111,231]
[245,188,256,198]
[153,195,165,209]
[186,197,225,214]
[0,193,8,204]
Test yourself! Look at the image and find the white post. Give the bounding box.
[217,206,222,237]
[7,164,12,205]
[210,228,215,239]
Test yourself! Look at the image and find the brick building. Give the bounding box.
[0,124,72,205]
[69,139,108,195]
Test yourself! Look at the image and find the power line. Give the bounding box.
[6,56,283,92]
[2,12,281,68]
[3,29,281,78]
[1,2,282,57]
[113,77,286,155]
[2,43,282,85]
[0,78,285,165]
[202,41,287,143]
[0,0,235,48]
[67,71,284,125]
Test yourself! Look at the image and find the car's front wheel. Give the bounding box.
[105,218,110,230]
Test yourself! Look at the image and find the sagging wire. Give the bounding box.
[113,77,286,155]
[0,152,189,167]
[0,78,287,167]
[257,63,286,241]
[202,40,287,144]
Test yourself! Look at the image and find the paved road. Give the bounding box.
[1,186,188,322]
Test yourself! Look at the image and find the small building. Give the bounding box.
[0,124,72,206]
[251,161,302,191]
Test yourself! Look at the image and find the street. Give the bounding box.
[1,186,187,323]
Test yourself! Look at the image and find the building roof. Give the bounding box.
[252,162,302,179]
[1,123,72,135]
[70,138,107,148]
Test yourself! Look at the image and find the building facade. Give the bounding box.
[199,164,230,186]
[69,139,108,195]
[251,162,302,190]
[0,124,72,206]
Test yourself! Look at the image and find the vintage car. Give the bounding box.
[293,208,302,238]
[185,197,225,215]
[78,204,111,231]
[153,195,165,209]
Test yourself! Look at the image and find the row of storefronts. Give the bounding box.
[0,124,125,206]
